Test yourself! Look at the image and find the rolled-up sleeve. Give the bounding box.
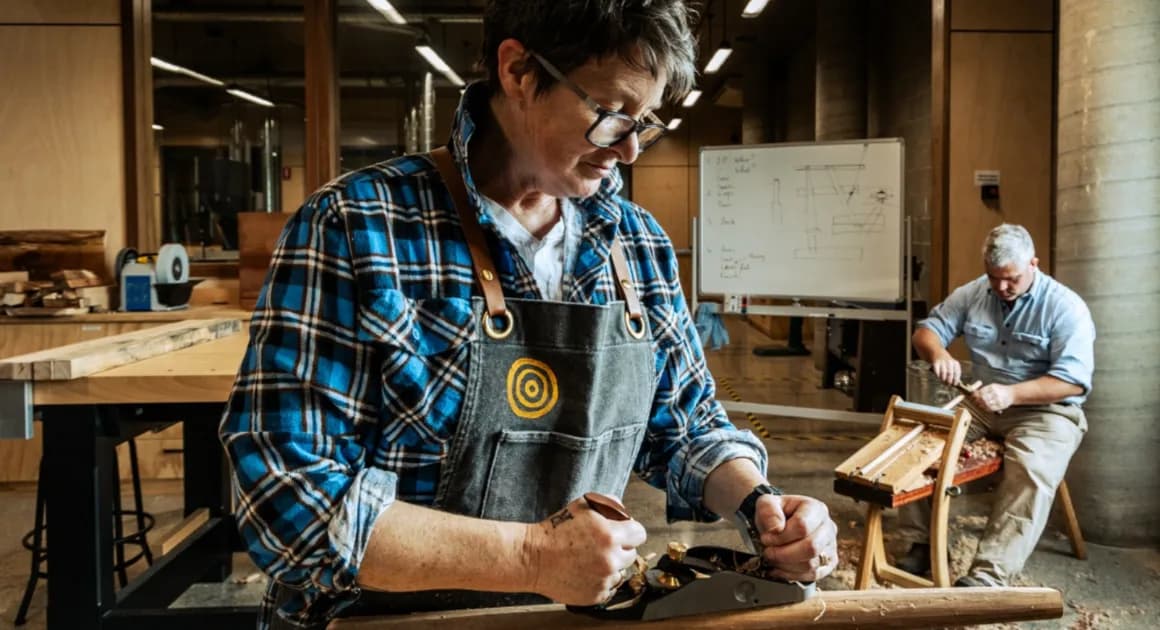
[219,195,393,623]
[1047,298,1096,395]
[635,237,768,523]
[918,282,975,346]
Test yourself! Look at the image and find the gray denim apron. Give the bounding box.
[269,147,654,628]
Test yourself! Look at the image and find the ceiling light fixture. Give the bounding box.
[366,0,406,25]
[150,56,224,87]
[415,42,466,87]
[152,123,164,131]
[226,87,275,107]
[742,0,771,18]
[704,44,733,73]
[681,89,702,108]
[666,118,682,130]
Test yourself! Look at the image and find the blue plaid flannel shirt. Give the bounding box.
[219,83,768,628]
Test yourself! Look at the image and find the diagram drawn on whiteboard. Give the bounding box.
[789,147,896,261]
[697,138,903,301]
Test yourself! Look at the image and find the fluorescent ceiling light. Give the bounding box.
[366,0,406,24]
[151,123,164,131]
[150,56,224,87]
[415,44,466,87]
[666,118,682,130]
[681,89,702,108]
[226,88,275,107]
[742,0,771,18]
[704,45,733,74]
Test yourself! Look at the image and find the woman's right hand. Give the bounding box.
[930,352,962,386]
[522,495,647,605]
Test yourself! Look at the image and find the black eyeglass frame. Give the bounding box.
[529,51,668,151]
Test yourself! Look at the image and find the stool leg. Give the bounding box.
[14,458,49,626]
[112,445,129,589]
[1056,480,1087,560]
[128,439,153,565]
[856,505,883,589]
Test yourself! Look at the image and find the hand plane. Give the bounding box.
[568,542,815,621]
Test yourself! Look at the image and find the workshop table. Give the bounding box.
[20,332,258,629]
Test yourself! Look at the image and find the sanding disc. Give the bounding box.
[155,244,189,284]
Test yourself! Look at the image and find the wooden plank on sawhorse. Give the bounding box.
[0,318,243,380]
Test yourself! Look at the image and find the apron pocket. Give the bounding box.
[479,423,646,522]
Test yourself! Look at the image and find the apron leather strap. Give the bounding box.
[430,146,643,322]
[431,146,507,318]
[609,238,644,321]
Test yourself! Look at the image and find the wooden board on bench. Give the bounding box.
[834,439,1004,508]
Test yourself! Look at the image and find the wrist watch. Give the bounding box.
[734,483,783,557]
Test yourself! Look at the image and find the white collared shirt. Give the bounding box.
[480,195,581,301]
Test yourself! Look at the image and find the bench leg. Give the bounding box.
[930,492,952,587]
[1056,480,1087,560]
[856,505,883,589]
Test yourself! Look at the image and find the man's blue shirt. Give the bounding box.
[918,271,1095,404]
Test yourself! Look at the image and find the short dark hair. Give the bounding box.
[481,0,698,105]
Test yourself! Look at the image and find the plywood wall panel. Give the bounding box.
[947,32,1053,290]
[632,166,690,249]
[0,0,119,24]
[951,0,1053,32]
[0,26,125,277]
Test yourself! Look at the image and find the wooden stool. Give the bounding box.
[834,395,1086,589]
[14,439,155,625]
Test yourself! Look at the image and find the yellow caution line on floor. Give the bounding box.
[717,376,868,443]
[718,376,771,439]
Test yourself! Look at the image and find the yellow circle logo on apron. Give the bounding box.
[506,358,559,419]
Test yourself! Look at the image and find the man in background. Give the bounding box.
[897,223,1095,587]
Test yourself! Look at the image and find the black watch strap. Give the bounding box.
[734,483,783,556]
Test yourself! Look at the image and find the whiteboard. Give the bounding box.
[698,139,904,301]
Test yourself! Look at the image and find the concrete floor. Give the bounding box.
[0,321,1156,629]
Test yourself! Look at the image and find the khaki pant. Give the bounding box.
[896,404,1087,586]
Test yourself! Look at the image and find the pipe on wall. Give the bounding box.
[262,117,281,213]
[421,72,435,152]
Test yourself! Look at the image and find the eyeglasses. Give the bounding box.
[529,51,667,151]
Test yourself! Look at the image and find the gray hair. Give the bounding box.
[481,0,698,105]
[982,224,1036,268]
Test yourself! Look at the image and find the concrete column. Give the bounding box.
[1056,0,1160,545]
[812,0,868,367]
[814,0,867,140]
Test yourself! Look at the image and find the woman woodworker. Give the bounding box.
[220,1,838,627]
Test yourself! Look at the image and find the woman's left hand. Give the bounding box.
[754,494,838,582]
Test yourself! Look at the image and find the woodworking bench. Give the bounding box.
[833,395,1086,590]
[0,328,257,629]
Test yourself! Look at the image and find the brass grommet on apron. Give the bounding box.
[483,310,515,339]
[624,312,647,339]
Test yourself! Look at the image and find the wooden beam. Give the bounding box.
[122,0,157,252]
[0,318,242,380]
[305,0,340,190]
[159,508,210,555]
[328,587,1063,629]
[929,0,950,303]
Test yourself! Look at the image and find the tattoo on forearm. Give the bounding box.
[549,509,574,529]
